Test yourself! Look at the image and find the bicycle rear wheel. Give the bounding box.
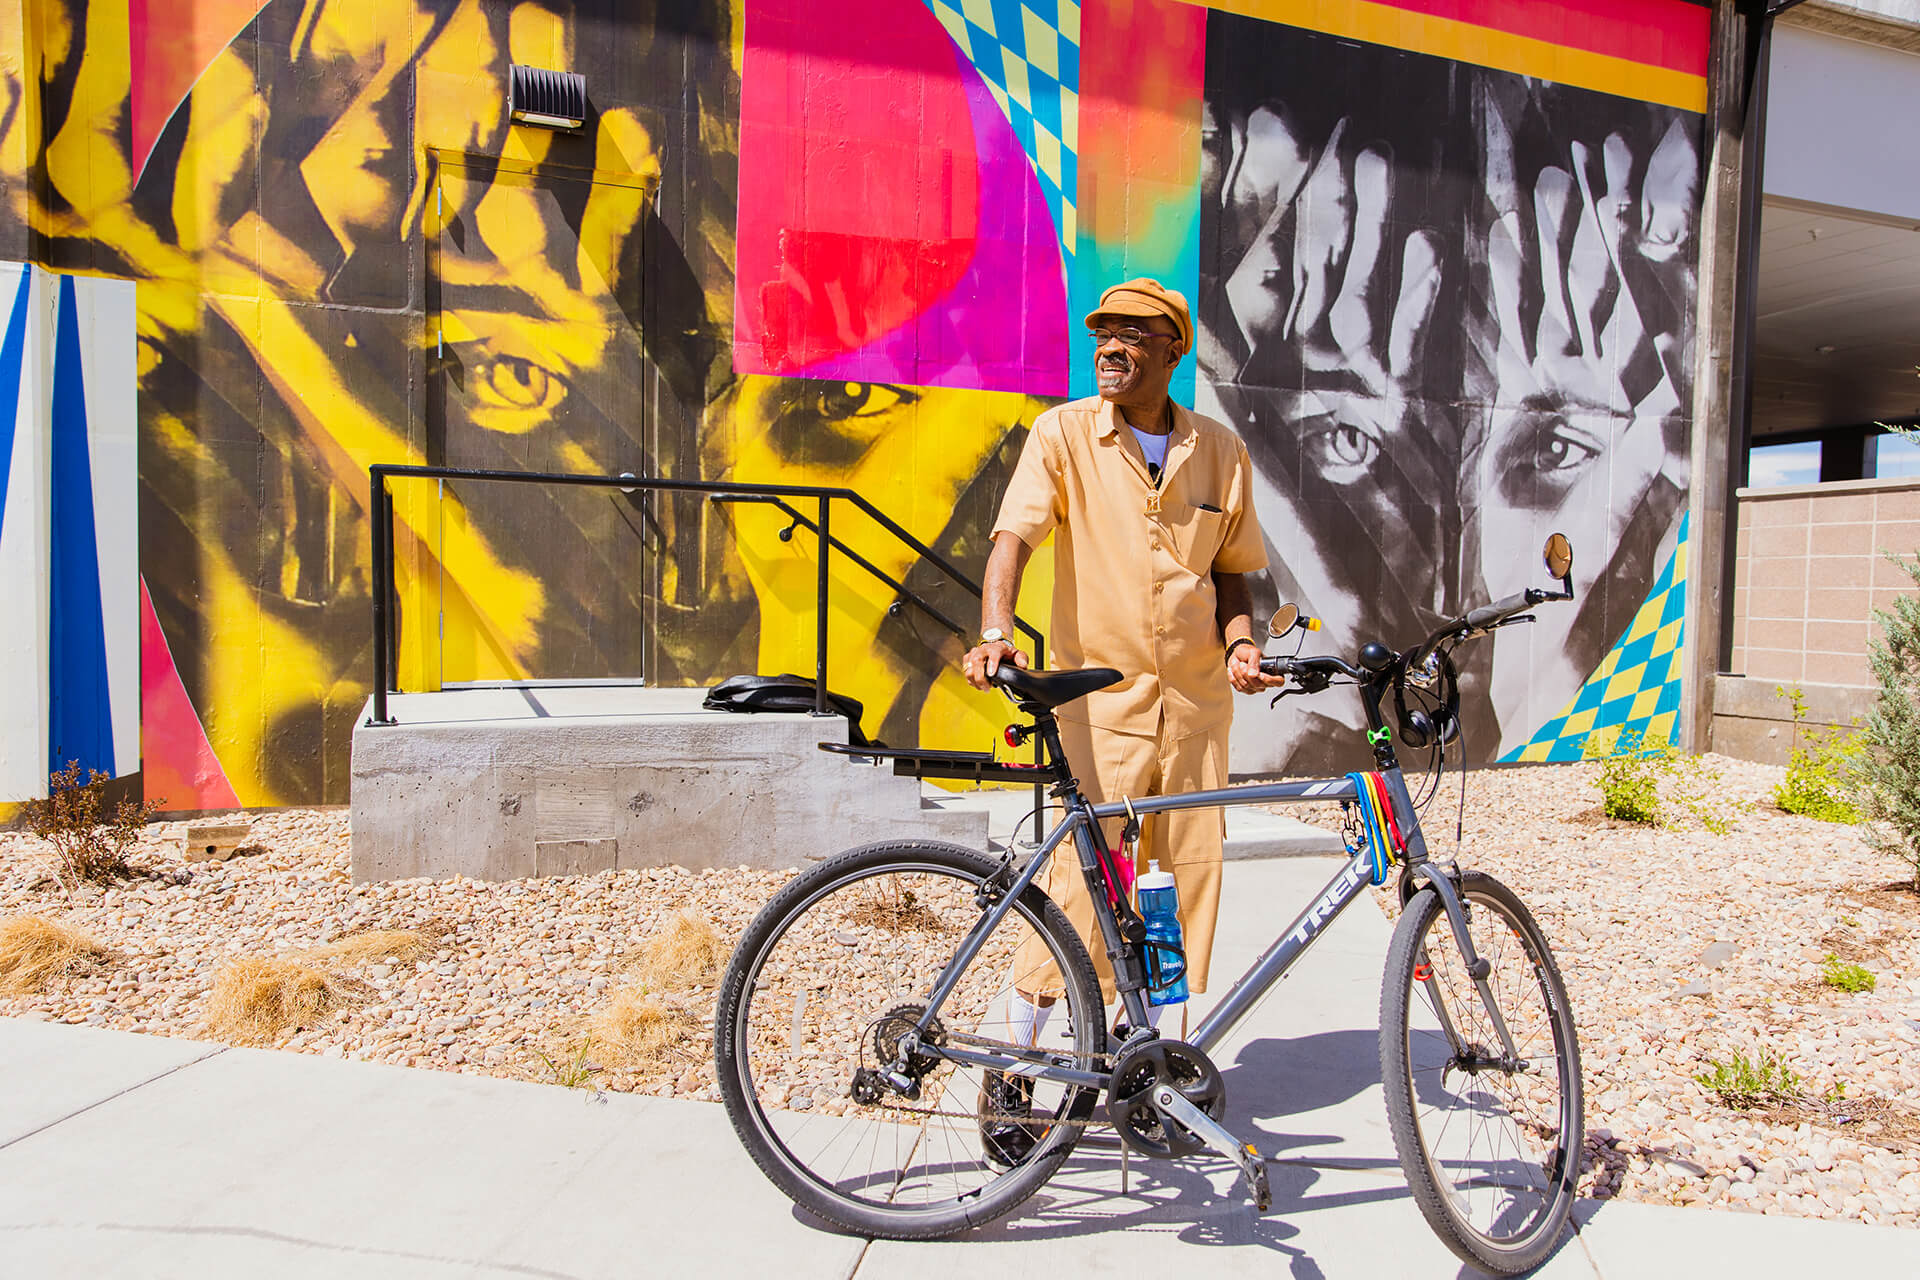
[714,840,1106,1239]
[1380,870,1584,1275]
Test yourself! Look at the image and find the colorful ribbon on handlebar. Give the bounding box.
[1345,771,1406,886]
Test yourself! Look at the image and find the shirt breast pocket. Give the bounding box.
[1166,500,1226,571]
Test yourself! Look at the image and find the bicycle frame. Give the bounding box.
[902,711,1507,1091]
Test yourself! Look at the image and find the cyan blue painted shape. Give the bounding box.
[48,273,114,778]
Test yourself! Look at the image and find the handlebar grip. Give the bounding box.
[1464,592,1531,631]
[1258,655,1291,678]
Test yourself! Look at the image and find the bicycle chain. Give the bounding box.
[838,1028,1125,1128]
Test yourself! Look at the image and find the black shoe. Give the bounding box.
[977,1071,1038,1167]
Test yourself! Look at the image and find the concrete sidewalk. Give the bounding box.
[4,857,1918,1278]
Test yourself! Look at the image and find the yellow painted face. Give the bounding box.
[712,375,1056,749]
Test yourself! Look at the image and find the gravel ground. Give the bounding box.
[3,755,1917,1227]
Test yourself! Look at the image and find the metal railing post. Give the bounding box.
[368,468,394,725]
[815,495,830,716]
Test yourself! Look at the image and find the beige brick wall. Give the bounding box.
[1729,477,1920,690]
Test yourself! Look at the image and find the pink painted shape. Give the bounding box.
[130,0,271,177]
[733,0,1067,394]
[139,577,241,810]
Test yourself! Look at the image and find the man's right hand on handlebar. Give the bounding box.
[964,637,1030,690]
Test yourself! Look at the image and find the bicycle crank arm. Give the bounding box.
[1151,1086,1271,1212]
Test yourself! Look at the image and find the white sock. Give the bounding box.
[1008,993,1053,1047]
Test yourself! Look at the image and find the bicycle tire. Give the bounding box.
[714,839,1106,1238]
[1380,870,1584,1275]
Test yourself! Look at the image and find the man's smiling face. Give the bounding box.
[1092,312,1182,410]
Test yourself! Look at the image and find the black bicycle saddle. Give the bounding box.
[991,664,1123,710]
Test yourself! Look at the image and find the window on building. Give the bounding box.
[1875,430,1920,479]
[1748,439,1822,487]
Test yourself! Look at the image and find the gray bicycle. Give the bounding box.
[715,535,1586,1275]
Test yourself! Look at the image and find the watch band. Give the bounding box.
[1225,637,1260,665]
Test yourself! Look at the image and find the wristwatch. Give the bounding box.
[980,627,1008,645]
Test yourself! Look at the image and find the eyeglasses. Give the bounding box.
[1088,326,1175,348]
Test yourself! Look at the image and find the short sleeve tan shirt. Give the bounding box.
[993,395,1268,738]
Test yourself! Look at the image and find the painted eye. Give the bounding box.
[814,382,905,420]
[474,355,568,413]
[1305,423,1379,478]
[1534,420,1601,472]
[769,381,918,467]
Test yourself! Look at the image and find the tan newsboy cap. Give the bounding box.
[1084,277,1192,350]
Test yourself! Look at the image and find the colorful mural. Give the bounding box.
[0,0,1714,808]
[0,263,139,801]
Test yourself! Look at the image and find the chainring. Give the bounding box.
[1104,1038,1226,1158]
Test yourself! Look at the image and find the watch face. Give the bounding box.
[981,628,1006,644]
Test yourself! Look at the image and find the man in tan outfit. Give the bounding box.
[963,278,1281,1162]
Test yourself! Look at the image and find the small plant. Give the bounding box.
[1587,727,1668,824]
[204,955,343,1045]
[1819,953,1877,994]
[21,761,160,889]
[1852,551,1920,890]
[1772,687,1862,823]
[0,916,110,995]
[536,1038,601,1088]
[1584,727,1742,833]
[1694,1047,1803,1109]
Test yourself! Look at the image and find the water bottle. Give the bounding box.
[1136,860,1188,1006]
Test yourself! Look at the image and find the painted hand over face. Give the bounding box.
[1469,98,1692,749]
[1210,111,1447,674]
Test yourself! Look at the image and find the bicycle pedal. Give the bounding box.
[1245,1146,1271,1213]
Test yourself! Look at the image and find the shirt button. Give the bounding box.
[1149,540,1160,551]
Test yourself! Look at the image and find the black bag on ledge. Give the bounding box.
[702,674,879,748]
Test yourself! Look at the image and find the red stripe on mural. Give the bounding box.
[1381,0,1711,76]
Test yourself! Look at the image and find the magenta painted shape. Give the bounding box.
[733,6,1067,395]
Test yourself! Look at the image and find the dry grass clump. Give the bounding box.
[621,911,723,989]
[312,928,433,967]
[0,916,110,994]
[594,985,696,1069]
[204,955,343,1045]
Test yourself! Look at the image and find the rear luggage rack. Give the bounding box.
[818,742,1058,784]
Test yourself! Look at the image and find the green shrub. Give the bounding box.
[1819,954,1876,994]
[1851,551,1920,890]
[1588,727,1667,824]
[1584,727,1742,833]
[1694,1048,1802,1109]
[1772,686,1862,823]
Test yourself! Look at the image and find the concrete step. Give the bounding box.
[349,686,985,881]
[922,783,1345,859]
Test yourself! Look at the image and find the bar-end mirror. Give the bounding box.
[1267,604,1321,638]
[1543,532,1574,599]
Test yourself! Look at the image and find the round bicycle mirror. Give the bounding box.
[1268,604,1300,638]
[1543,532,1573,580]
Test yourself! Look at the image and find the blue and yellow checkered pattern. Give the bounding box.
[925,0,1080,260]
[1503,514,1690,763]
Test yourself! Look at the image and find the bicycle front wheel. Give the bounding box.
[1380,870,1584,1276]
[714,840,1106,1239]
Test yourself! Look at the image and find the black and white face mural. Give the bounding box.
[1197,11,1701,772]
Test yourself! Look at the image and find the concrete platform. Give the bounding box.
[349,687,984,882]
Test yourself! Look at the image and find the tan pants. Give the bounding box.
[1013,716,1229,1002]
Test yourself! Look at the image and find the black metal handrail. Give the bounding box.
[364,462,1045,733]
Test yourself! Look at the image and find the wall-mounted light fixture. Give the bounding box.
[509,65,588,131]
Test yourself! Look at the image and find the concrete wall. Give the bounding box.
[1767,24,1920,222]
[1729,477,1920,688]
[1716,477,1920,761]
